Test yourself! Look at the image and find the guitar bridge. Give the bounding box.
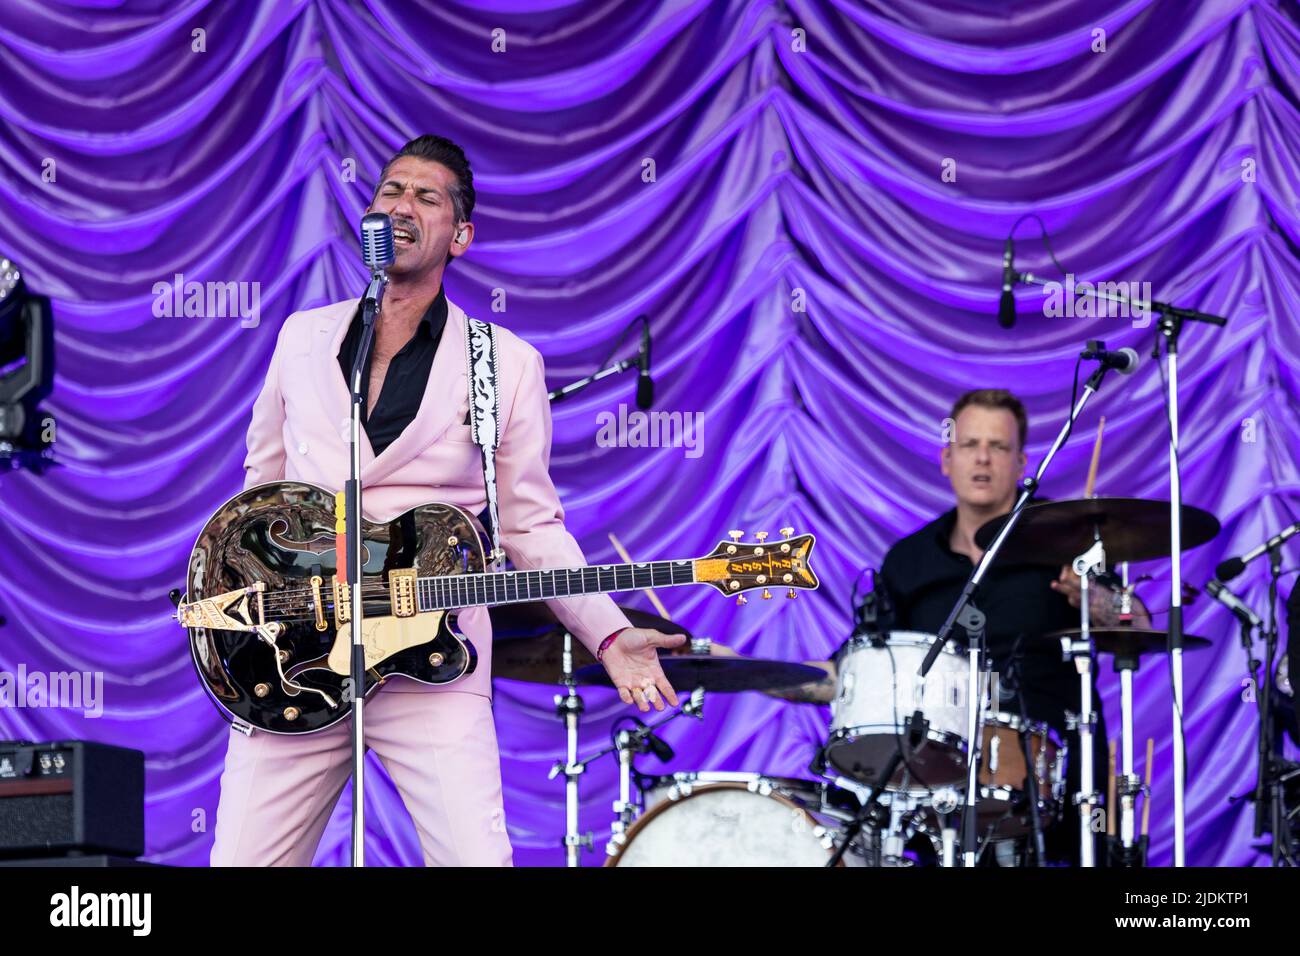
[333,576,351,626]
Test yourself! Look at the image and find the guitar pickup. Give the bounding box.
[390,568,417,619]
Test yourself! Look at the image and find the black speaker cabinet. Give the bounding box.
[0,740,144,859]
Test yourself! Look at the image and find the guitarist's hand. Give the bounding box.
[601,628,686,712]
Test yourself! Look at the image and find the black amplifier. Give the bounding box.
[0,740,144,859]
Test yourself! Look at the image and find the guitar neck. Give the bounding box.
[416,560,698,612]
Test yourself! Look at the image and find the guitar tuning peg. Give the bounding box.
[729,530,744,543]
[762,589,772,600]
[780,527,793,538]
[755,531,769,543]
[736,594,748,606]
[786,589,797,600]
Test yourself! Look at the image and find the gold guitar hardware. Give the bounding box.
[390,568,417,618]
[177,582,267,631]
[310,575,328,632]
[333,576,351,626]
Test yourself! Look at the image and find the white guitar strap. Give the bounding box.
[465,315,504,571]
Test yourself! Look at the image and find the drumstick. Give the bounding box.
[1141,737,1154,837]
[1107,741,1117,836]
[1084,416,1106,498]
[608,532,673,621]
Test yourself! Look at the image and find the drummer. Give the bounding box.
[725,388,1151,863]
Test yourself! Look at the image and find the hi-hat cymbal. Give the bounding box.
[574,655,827,694]
[490,604,691,684]
[973,497,1220,566]
[1044,627,1212,658]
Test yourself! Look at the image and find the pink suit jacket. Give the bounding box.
[242,296,632,698]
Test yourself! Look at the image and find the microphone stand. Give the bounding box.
[548,315,649,404]
[1009,267,1226,865]
[919,360,1117,865]
[344,267,387,866]
[547,357,638,403]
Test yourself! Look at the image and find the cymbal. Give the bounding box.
[973,497,1220,566]
[1044,627,1212,658]
[574,655,828,694]
[490,604,691,684]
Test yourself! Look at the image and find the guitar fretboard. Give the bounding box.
[417,560,697,612]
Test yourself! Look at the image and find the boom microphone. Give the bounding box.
[998,237,1016,329]
[1080,341,1139,375]
[1215,521,1300,582]
[636,315,654,410]
[1205,578,1263,629]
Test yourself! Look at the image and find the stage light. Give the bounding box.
[0,255,55,464]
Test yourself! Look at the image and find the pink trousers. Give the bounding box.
[209,687,514,866]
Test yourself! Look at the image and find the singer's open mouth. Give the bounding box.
[393,226,416,244]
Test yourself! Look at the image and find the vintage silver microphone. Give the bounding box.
[359,212,395,315]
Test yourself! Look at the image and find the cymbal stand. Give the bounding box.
[547,630,592,866]
[575,689,703,859]
[1109,638,1145,866]
[1065,536,1105,867]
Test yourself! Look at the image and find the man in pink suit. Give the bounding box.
[210,135,684,867]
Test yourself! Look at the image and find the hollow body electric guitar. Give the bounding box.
[178,481,819,734]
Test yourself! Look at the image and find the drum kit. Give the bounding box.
[487,493,1257,867]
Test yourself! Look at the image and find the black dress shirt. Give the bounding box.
[878,507,1097,731]
[336,287,448,456]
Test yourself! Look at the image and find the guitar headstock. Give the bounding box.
[693,528,819,604]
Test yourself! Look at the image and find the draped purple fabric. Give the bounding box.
[0,0,1297,867]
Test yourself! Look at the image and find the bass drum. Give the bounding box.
[606,772,862,867]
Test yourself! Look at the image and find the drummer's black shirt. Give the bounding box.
[878,507,1098,731]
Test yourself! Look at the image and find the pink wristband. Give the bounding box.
[596,629,624,662]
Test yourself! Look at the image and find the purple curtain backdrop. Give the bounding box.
[1,0,1298,866]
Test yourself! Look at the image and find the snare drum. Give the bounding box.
[825,632,970,790]
[607,772,860,867]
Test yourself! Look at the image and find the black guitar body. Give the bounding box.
[185,481,483,734]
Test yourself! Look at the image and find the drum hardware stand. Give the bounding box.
[826,750,903,867]
[547,630,594,866]
[918,358,1116,865]
[931,787,960,866]
[1252,544,1293,865]
[957,604,992,868]
[1065,536,1105,868]
[1011,672,1048,866]
[567,689,703,859]
[1107,639,1146,867]
[1104,567,1150,868]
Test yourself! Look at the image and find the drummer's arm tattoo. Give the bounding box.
[764,661,837,705]
[1094,586,1153,629]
